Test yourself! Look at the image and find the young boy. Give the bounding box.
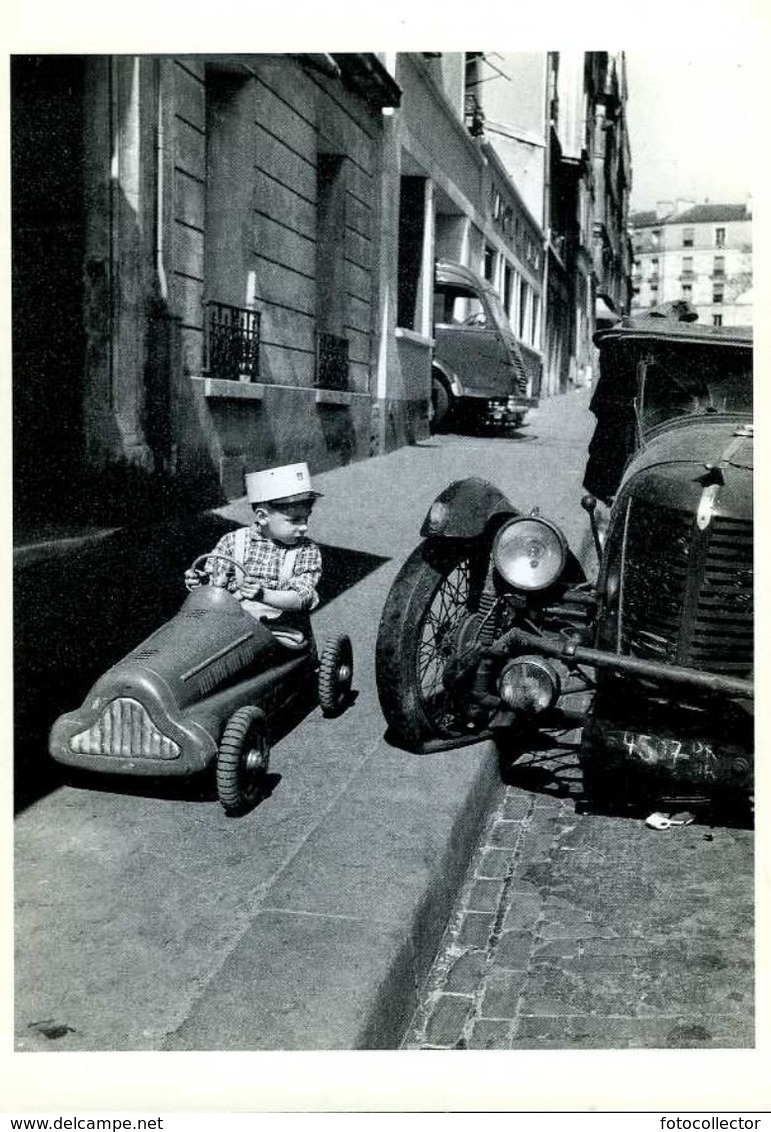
[185,462,322,635]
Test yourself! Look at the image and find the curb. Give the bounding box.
[163,740,504,1050]
[356,749,505,1048]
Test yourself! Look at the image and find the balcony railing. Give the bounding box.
[315,331,349,391]
[204,301,260,382]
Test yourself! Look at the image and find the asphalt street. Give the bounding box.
[14,387,754,1051]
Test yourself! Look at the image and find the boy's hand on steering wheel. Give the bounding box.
[184,567,207,591]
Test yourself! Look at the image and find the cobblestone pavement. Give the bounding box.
[403,733,754,1051]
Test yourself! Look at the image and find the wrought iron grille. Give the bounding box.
[315,331,349,391]
[204,301,260,381]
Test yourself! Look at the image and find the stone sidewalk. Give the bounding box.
[404,751,754,1050]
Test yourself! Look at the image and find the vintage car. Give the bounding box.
[431,260,538,434]
[376,315,753,813]
[49,553,353,815]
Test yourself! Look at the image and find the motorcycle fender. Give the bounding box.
[420,477,520,539]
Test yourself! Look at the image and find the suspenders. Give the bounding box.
[233,526,249,576]
[231,528,301,620]
[232,527,299,585]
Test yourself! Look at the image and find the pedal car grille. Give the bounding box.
[69,697,181,760]
[621,504,753,676]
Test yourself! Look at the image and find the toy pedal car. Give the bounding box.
[49,553,353,815]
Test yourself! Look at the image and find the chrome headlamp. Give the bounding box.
[492,515,568,591]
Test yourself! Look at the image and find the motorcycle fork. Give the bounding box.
[468,558,501,722]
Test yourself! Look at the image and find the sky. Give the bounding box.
[624,52,754,214]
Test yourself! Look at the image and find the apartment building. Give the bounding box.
[630,201,753,327]
[468,51,632,395]
[375,52,546,451]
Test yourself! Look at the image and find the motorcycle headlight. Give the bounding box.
[492,516,568,591]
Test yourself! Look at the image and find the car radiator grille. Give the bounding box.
[69,697,181,759]
[621,504,753,676]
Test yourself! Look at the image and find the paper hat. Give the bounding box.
[245,462,323,505]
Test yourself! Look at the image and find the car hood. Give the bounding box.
[617,417,753,524]
[629,418,753,479]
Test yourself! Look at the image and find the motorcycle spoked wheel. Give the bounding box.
[375,540,490,750]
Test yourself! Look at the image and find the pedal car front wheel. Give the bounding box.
[217,706,271,815]
[318,634,353,716]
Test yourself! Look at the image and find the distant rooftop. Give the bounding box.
[629,209,658,227]
[630,202,751,228]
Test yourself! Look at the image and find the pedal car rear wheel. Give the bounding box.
[217,706,270,815]
[318,634,353,716]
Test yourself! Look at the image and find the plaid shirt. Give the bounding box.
[204,525,322,610]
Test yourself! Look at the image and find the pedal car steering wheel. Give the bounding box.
[187,553,248,590]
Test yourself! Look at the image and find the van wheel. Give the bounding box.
[430,378,450,433]
[216,706,270,815]
[318,634,353,716]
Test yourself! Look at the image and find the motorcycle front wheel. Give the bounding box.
[375,540,489,750]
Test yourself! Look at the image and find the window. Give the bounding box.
[531,293,539,346]
[681,256,693,276]
[713,313,723,326]
[518,278,530,341]
[682,227,694,247]
[713,255,725,278]
[204,68,260,382]
[484,244,496,283]
[316,153,349,389]
[503,262,514,318]
[715,227,726,248]
[681,283,692,299]
[651,229,660,248]
[713,287,724,304]
[397,176,427,330]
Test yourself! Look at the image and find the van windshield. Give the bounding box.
[434,284,487,327]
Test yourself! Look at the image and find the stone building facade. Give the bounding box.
[374,52,545,452]
[12,53,399,526]
[12,50,632,532]
[630,201,753,327]
[461,51,632,396]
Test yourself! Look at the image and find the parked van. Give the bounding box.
[431,260,539,433]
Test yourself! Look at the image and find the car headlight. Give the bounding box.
[492,516,567,590]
